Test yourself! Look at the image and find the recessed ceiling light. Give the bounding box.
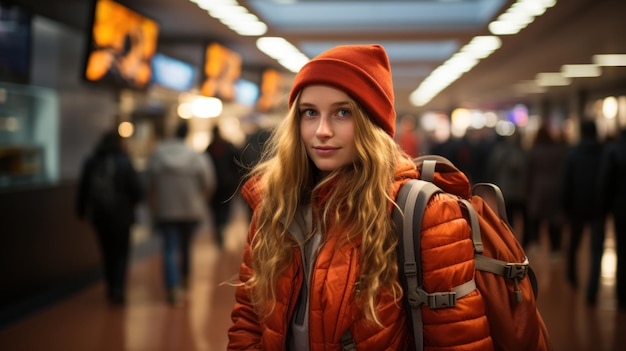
[536,72,571,86]
[593,54,626,66]
[561,64,601,77]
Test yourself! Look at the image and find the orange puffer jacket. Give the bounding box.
[228,157,492,350]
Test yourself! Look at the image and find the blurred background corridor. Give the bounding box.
[2,0,626,350]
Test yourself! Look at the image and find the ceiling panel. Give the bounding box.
[6,0,626,114]
[247,0,506,32]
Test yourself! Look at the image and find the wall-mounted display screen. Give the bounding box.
[235,79,259,106]
[201,42,241,101]
[83,0,159,90]
[151,53,197,92]
[257,68,284,112]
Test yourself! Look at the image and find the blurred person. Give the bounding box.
[431,135,461,165]
[561,120,606,299]
[597,125,626,309]
[432,128,493,185]
[461,128,496,185]
[147,120,216,305]
[76,130,144,304]
[228,44,492,350]
[485,130,528,231]
[205,125,241,249]
[240,115,272,221]
[396,113,421,158]
[524,123,567,259]
[240,124,271,173]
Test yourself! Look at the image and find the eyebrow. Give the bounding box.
[298,101,351,108]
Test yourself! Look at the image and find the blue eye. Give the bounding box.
[300,109,317,118]
[337,109,351,118]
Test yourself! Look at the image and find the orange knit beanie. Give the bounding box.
[288,44,396,137]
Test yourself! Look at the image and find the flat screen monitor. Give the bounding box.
[235,79,259,106]
[257,68,284,112]
[83,0,159,90]
[0,1,32,84]
[151,53,197,92]
[201,42,241,101]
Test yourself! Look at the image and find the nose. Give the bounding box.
[316,115,333,139]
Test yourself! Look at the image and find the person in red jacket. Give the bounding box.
[227,44,491,350]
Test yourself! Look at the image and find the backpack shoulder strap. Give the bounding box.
[394,179,449,351]
[394,179,435,351]
[470,182,539,300]
[395,178,484,351]
[340,329,357,351]
[472,182,508,223]
[419,159,437,182]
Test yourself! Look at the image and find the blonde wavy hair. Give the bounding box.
[244,93,403,325]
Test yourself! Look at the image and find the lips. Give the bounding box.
[313,146,339,156]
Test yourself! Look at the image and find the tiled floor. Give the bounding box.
[1,206,625,351]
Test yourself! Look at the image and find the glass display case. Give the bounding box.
[0,82,58,188]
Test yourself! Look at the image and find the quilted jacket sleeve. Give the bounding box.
[228,224,263,350]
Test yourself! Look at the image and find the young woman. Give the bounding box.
[227,44,490,350]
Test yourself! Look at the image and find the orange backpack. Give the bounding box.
[393,155,552,351]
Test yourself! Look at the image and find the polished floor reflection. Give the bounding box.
[1,207,625,350]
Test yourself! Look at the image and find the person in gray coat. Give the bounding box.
[147,120,216,305]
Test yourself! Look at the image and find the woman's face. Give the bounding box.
[299,85,358,174]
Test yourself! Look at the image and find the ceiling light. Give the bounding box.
[495,120,516,136]
[514,80,547,94]
[510,0,547,17]
[461,36,501,58]
[257,37,297,59]
[177,102,194,119]
[229,21,267,36]
[219,12,259,24]
[193,0,237,11]
[278,57,309,73]
[497,11,534,25]
[489,20,524,35]
[209,5,248,19]
[488,0,556,36]
[118,122,134,138]
[603,96,618,119]
[444,55,478,73]
[192,0,268,36]
[535,72,571,86]
[191,97,223,118]
[257,37,310,73]
[561,64,601,77]
[593,54,626,66]
[410,36,501,106]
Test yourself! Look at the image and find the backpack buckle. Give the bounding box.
[409,288,456,309]
[504,263,529,280]
[428,291,456,308]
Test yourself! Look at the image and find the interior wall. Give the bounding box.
[0,14,123,326]
[30,15,119,181]
[0,182,101,324]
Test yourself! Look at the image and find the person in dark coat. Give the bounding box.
[485,130,528,230]
[524,123,567,258]
[597,126,626,309]
[561,120,605,299]
[205,125,242,249]
[76,130,144,304]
